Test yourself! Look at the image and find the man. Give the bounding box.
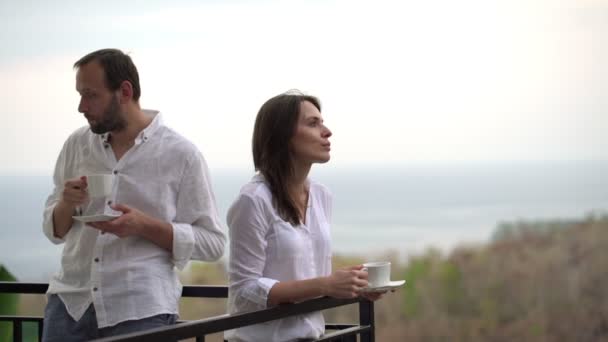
[41,48,226,341]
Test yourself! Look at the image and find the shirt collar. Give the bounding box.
[99,109,163,145]
[252,173,313,194]
[135,109,162,144]
[252,173,265,183]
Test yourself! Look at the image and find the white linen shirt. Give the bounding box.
[225,174,332,342]
[42,110,226,328]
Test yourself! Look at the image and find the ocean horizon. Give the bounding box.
[2,160,607,281]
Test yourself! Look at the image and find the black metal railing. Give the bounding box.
[0,281,375,342]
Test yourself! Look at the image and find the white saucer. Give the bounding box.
[72,214,121,223]
[360,280,406,293]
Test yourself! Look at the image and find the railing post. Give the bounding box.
[359,300,375,342]
[39,321,44,342]
[13,320,22,342]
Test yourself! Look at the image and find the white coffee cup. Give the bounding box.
[87,174,114,198]
[363,261,391,288]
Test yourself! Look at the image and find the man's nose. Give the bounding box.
[78,98,87,113]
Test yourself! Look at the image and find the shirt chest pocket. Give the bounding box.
[269,220,312,261]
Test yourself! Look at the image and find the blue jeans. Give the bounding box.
[42,294,177,342]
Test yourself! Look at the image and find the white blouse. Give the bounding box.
[225,174,333,342]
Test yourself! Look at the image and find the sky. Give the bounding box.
[1,0,607,174]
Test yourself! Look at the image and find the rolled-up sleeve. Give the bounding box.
[228,194,278,311]
[172,151,226,269]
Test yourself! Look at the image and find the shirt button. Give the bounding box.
[93,287,98,292]
[104,144,109,148]
[94,258,99,262]
[113,170,118,175]
[107,200,112,206]
[101,231,106,235]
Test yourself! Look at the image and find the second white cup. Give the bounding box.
[363,261,391,288]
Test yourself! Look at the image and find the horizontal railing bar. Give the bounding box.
[0,315,44,322]
[0,317,363,340]
[0,282,374,342]
[91,297,362,342]
[315,325,371,341]
[0,282,228,298]
[0,282,48,294]
[180,285,228,298]
[325,323,358,330]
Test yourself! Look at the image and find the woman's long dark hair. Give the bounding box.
[252,91,321,225]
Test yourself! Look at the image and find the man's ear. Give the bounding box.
[118,80,134,103]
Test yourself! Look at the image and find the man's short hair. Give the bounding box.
[74,48,141,101]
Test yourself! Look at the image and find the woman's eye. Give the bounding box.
[308,119,320,127]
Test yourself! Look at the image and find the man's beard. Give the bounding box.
[90,95,127,134]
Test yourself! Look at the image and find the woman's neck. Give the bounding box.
[288,160,311,195]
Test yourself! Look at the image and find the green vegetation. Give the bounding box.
[393,215,608,341]
[0,265,17,342]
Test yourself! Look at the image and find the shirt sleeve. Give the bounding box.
[227,194,279,311]
[171,150,226,269]
[42,139,71,244]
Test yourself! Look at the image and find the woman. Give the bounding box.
[226,91,381,341]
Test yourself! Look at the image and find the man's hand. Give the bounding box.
[60,176,89,208]
[52,176,89,238]
[89,204,173,251]
[88,204,146,238]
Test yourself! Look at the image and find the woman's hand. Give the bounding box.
[322,265,369,298]
[359,290,389,301]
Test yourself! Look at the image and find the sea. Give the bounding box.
[1,160,607,282]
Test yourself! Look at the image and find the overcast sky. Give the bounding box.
[1,0,607,174]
